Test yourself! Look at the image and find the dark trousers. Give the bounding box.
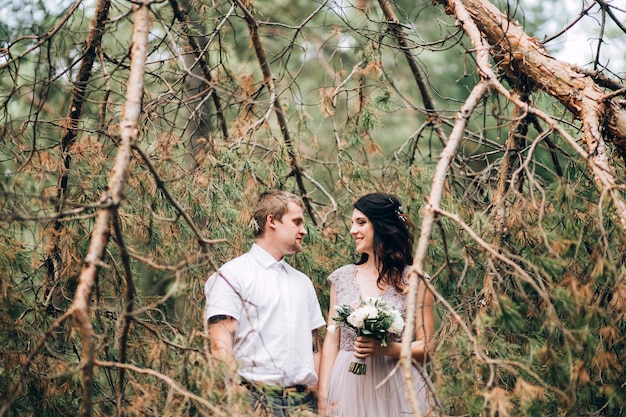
[244,383,317,417]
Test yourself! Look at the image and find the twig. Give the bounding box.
[132,144,227,253]
[110,209,136,417]
[0,0,83,71]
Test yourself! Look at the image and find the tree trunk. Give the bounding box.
[434,0,626,147]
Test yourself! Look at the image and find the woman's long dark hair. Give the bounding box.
[353,192,415,292]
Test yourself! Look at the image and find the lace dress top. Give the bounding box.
[329,264,410,352]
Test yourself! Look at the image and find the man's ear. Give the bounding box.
[265,214,277,231]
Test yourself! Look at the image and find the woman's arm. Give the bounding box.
[317,283,341,417]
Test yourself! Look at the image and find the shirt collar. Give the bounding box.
[250,243,287,270]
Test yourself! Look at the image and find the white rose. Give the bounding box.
[347,309,366,328]
[360,305,379,320]
[347,312,362,328]
[327,325,337,334]
[389,310,405,334]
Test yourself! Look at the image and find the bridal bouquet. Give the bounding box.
[328,297,405,375]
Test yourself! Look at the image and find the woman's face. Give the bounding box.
[350,208,374,255]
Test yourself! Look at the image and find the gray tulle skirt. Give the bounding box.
[326,350,437,417]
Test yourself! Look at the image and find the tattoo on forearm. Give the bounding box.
[209,315,237,343]
[312,329,321,353]
[208,314,229,324]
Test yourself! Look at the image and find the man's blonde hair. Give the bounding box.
[252,190,305,237]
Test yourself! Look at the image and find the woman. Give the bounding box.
[318,192,437,417]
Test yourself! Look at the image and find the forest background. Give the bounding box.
[1,0,625,416]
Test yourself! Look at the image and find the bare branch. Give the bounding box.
[71,2,151,415]
[406,70,490,417]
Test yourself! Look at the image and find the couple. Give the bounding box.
[204,190,437,417]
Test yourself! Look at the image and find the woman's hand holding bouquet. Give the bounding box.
[327,297,405,375]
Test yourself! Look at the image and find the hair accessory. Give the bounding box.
[387,198,399,210]
[388,198,407,225]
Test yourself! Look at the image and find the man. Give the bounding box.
[205,189,325,416]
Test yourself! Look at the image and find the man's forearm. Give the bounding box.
[208,315,238,361]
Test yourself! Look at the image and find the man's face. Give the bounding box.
[274,202,307,255]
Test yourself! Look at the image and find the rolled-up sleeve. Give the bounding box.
[204,270,243,323]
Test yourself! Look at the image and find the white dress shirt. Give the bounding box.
[205,244,325,386]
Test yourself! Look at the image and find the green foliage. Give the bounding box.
[1,0,626,416]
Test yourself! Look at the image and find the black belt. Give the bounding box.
[241,380,310,397]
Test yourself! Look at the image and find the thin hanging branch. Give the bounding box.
[233,0,317,225]
[168,0,229,141]
[376,0,448,146]
[70,2,150,416]
[95,360,228,416]
[45,0,111,308]
[479,89,529,312]
[110,209,136,417]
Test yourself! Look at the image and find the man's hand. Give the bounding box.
[312,328,321,354]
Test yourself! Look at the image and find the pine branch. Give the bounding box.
[45,0,112,319]
[234,0,317,225]
[376,0,448,146]
[437,0,626,228]
[95,360,229,416]
[168,0,229,141]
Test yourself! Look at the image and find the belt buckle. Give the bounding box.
[242,380,308,397]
